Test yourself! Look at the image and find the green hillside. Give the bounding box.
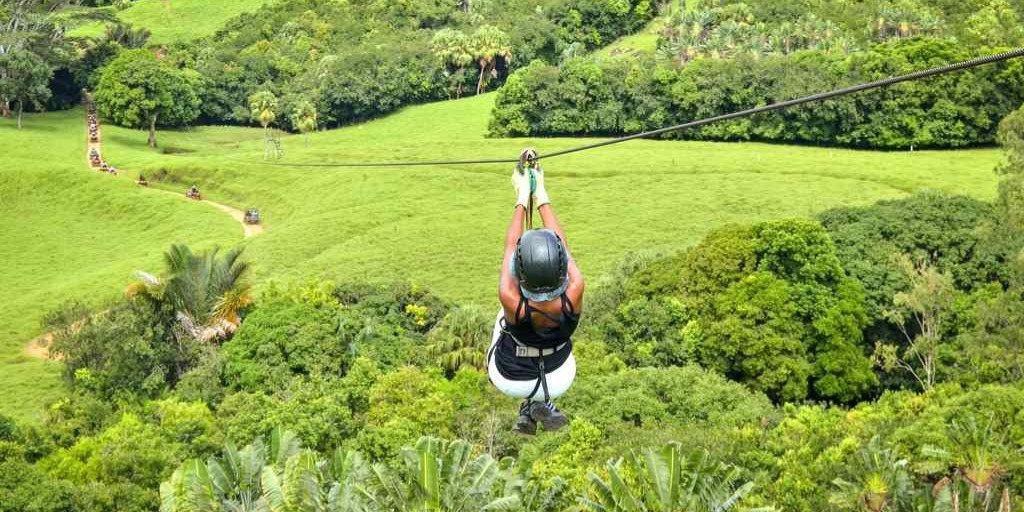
[100,93,1000,305]
[69,0,272,44]
[0,109,241,421]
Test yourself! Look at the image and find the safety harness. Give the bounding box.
[496,317,568,403]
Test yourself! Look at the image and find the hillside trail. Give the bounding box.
[24,333,55,360]
[24,100,266,361]
[83,95,264,240]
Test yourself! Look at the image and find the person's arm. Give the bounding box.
[537,203,584,312]
[499,206,527,317]
[499,165,533,319]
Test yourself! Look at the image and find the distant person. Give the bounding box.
[487,148,584,435]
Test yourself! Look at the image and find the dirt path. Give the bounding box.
[24,333,55,360]
[206,201,265,237]
[24,100,268,361]
[82,96,264,240]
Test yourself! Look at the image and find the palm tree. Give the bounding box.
[581,443,766,512]
[361,437,521,511]
[128,244,252,342]
[290,100,317,147]
[426,305,491,375]
[104,22,150,48]
[470,25,511,95]
[431,29,473,98]
[161,429,350,512]
[830,437,913,512]
[249,90,278,160]
[519,477,570,512]
[922,415,1013,512]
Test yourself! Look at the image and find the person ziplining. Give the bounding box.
[487,148,584,435]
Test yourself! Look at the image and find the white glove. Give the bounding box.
[512,166,531,208]
[532,166,550,207]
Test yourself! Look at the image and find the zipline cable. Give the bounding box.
[239,47,1024,168]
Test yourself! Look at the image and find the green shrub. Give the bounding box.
[0,459,79,512]
[48,299,180,401]
[221,294,347,392]
[593,220,876,402]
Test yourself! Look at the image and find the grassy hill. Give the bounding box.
[69,0,272,44]
[2,91,1002,422]
[0,109,241,422]
[101,93,1002,306]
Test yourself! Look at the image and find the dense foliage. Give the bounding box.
[157,0,658,130]
[5,1,1024,511]
[8,153,1024,509]
[586,219,876,402]
[490,37,1024,148]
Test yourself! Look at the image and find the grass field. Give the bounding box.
[0,109,241,422]
[100,93,1003,307]
[68,0,272,45]
[3,92,1003,421]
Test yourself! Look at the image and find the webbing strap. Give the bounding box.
[526,357,550,403]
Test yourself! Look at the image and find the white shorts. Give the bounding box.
[487,309,576,402]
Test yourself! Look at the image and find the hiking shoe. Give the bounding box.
[529,401,569,432]
[512,401,537,436]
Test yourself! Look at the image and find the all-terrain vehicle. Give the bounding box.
[186,187,202,200]
[244,209,261,224]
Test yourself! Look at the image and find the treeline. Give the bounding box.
[66,0,656,133]
[3,0,658,132]
[490,37,1024,149]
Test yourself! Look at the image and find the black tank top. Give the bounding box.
[506,294,580,350]
[491,294,580,381]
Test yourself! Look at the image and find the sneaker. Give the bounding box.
[512,401,537,436]
[529,401,569,432]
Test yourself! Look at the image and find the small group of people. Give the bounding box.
[91,149,118,175]
[86,103,116,176]
[87,105,99,143]
[99,162,118,176]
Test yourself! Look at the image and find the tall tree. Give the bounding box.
[0,49,52,128]
[0,0,69,117]
[470,25,512,95]
[830,437,913,512]
[431,28,473,98]
[426,305,491,375]
[874,256,956,391]
[249,90,278,160]
[363,436,520,511]
[289,99,317,147]
[94,49,200,148]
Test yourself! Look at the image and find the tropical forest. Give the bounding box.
[2,0,1024,510]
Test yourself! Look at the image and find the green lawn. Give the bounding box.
[0,109,240,422]
[68,0,272,44]
[2,93,1003,421]
[101,93,1003,309]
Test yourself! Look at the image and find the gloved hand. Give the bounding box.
[532,166,550,207]
[512,166,531,209]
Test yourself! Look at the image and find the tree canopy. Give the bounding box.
[94,49,200,147]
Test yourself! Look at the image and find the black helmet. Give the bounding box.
[511,229,569,302]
